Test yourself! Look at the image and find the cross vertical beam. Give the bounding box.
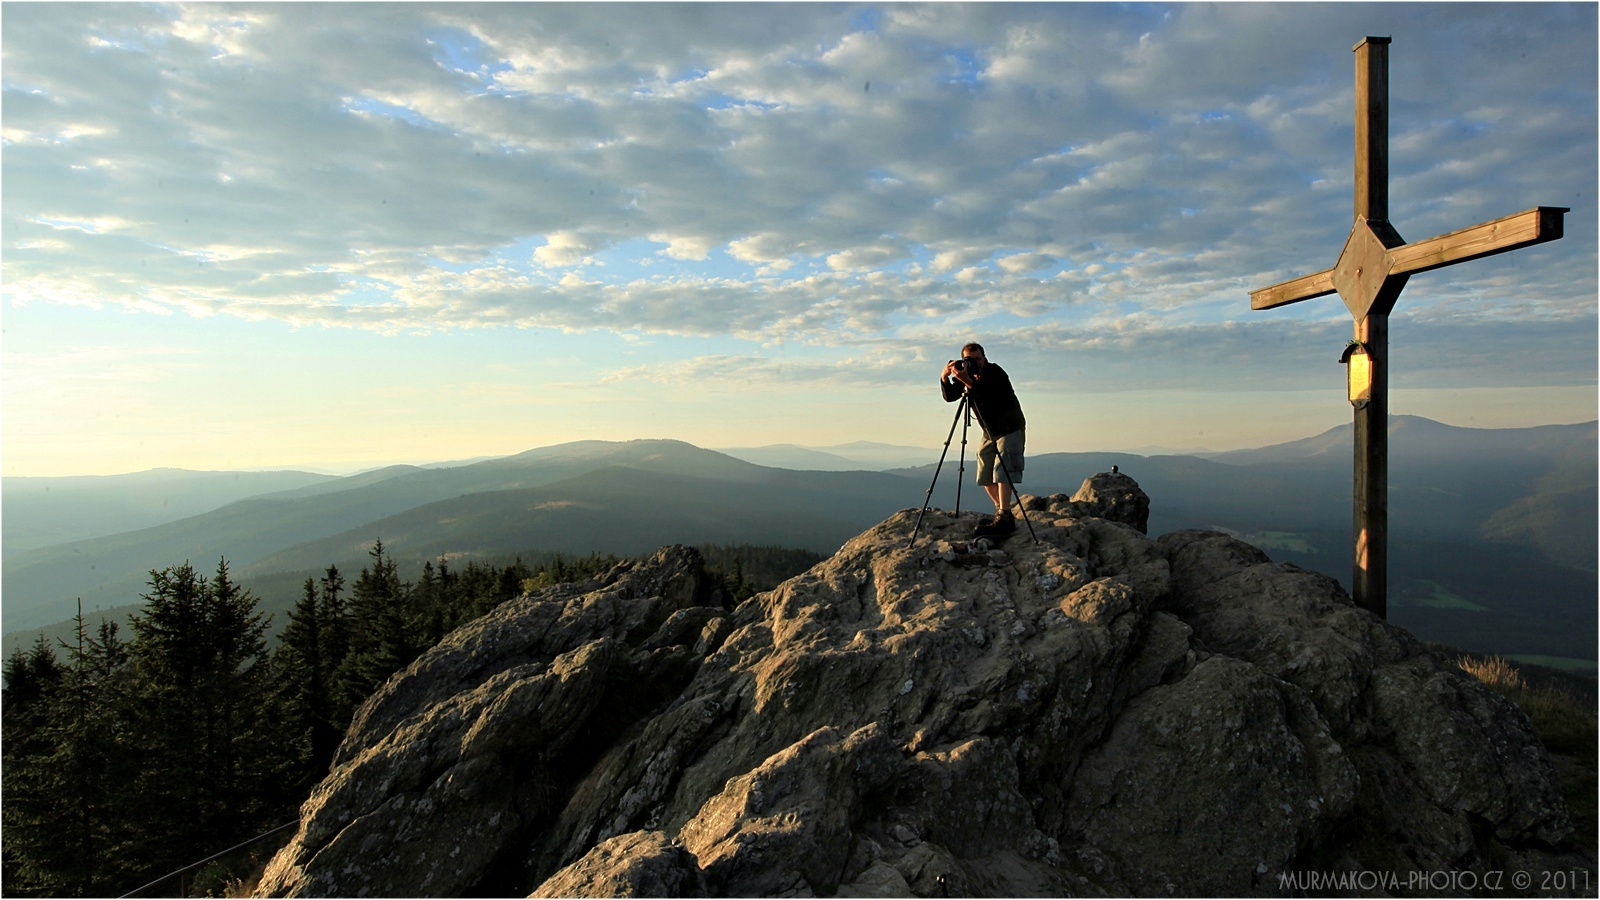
[1352,36,1390,619]
[1352,312,1387,618]
[1354,37,1390,221]
[1246,36,1564,622]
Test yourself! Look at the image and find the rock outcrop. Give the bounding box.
[256,474,1580,898]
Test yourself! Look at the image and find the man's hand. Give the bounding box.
[944,360,976,388]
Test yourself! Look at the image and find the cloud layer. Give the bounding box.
[4,3,1594,415]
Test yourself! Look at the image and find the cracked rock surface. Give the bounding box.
[256,473,1578,898]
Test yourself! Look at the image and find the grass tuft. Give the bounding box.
[1457,654,1598,754]
[1456,653,1597,856]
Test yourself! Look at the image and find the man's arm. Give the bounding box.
[940,360,970,402]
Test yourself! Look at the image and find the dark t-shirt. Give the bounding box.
[941,362,1025,438]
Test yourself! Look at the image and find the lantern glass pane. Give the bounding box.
[1348,349,1373,406]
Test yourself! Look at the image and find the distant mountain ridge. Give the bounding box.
[2,468,338,552]
[1212,415,1596,465]
[245,462,919,578]
[714,441,936,471]
[1208,416,1597,571]
[2,441,780,632]
[3,419,1594,668]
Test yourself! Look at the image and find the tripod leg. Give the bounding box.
[908,396,969,548]
[955,400,969,515]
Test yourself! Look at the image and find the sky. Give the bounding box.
[3,2,1596,477]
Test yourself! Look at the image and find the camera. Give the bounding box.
[950,358,973,373]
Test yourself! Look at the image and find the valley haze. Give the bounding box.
[4,417,1594,681]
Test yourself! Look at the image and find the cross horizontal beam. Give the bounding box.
[1249,206,1569,311]
[1248,269,1336,310]
[1387,205,1567,278]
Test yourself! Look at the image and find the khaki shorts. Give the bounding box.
[976,428,1024,486]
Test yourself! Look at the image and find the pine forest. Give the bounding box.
[1,541,819,896]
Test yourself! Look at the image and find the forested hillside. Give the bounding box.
[0,542,807,896]
[2,441,886,634]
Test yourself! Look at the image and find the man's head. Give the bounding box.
[960,342,987,371]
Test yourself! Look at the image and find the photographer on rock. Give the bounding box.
[940,342,1026,536]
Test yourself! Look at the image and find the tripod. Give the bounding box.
[908,387,1037,548]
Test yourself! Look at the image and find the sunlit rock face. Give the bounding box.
[256,475,1572,899]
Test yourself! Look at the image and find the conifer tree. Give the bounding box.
[2,635,62,740]
[434,558,459,632]
[50,612,139,895]
[335,540,415,713]
[727,556,751,600]
[274,566,357,783]
[2,614,142,897]
[319,564,350,668]
[276,578,331,786]
[126,559,277,877]
[3,636,65,896]
[412,559,446,645]
[492,560,531,614]
[317,564,354,730]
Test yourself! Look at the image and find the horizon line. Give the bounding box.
[6,413,1596,480]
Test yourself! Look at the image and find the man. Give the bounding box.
[940,342,1026,536]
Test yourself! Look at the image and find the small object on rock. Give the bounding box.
[1070,472,1150,534]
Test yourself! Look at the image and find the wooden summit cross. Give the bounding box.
[1248,37,1567,620]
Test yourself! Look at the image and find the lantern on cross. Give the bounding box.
[1339,342,1373,409]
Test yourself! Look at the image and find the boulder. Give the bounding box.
[532,831,705,898]
[1025,469,1151,535]
[256,483,1582,898]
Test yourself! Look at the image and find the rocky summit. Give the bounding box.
[256,473,1579,898]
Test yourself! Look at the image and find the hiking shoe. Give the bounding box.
[974,510,1015,537]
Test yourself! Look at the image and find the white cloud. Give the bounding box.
[826,242,907,272]
[1,2,1592,395]
[998,252,1056,275]
[727,233,793,265]
[930,247,986,274]
[167,7,265,59]
[651,233,715,261]
[31,214,136,234]
[533,232,599,267]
